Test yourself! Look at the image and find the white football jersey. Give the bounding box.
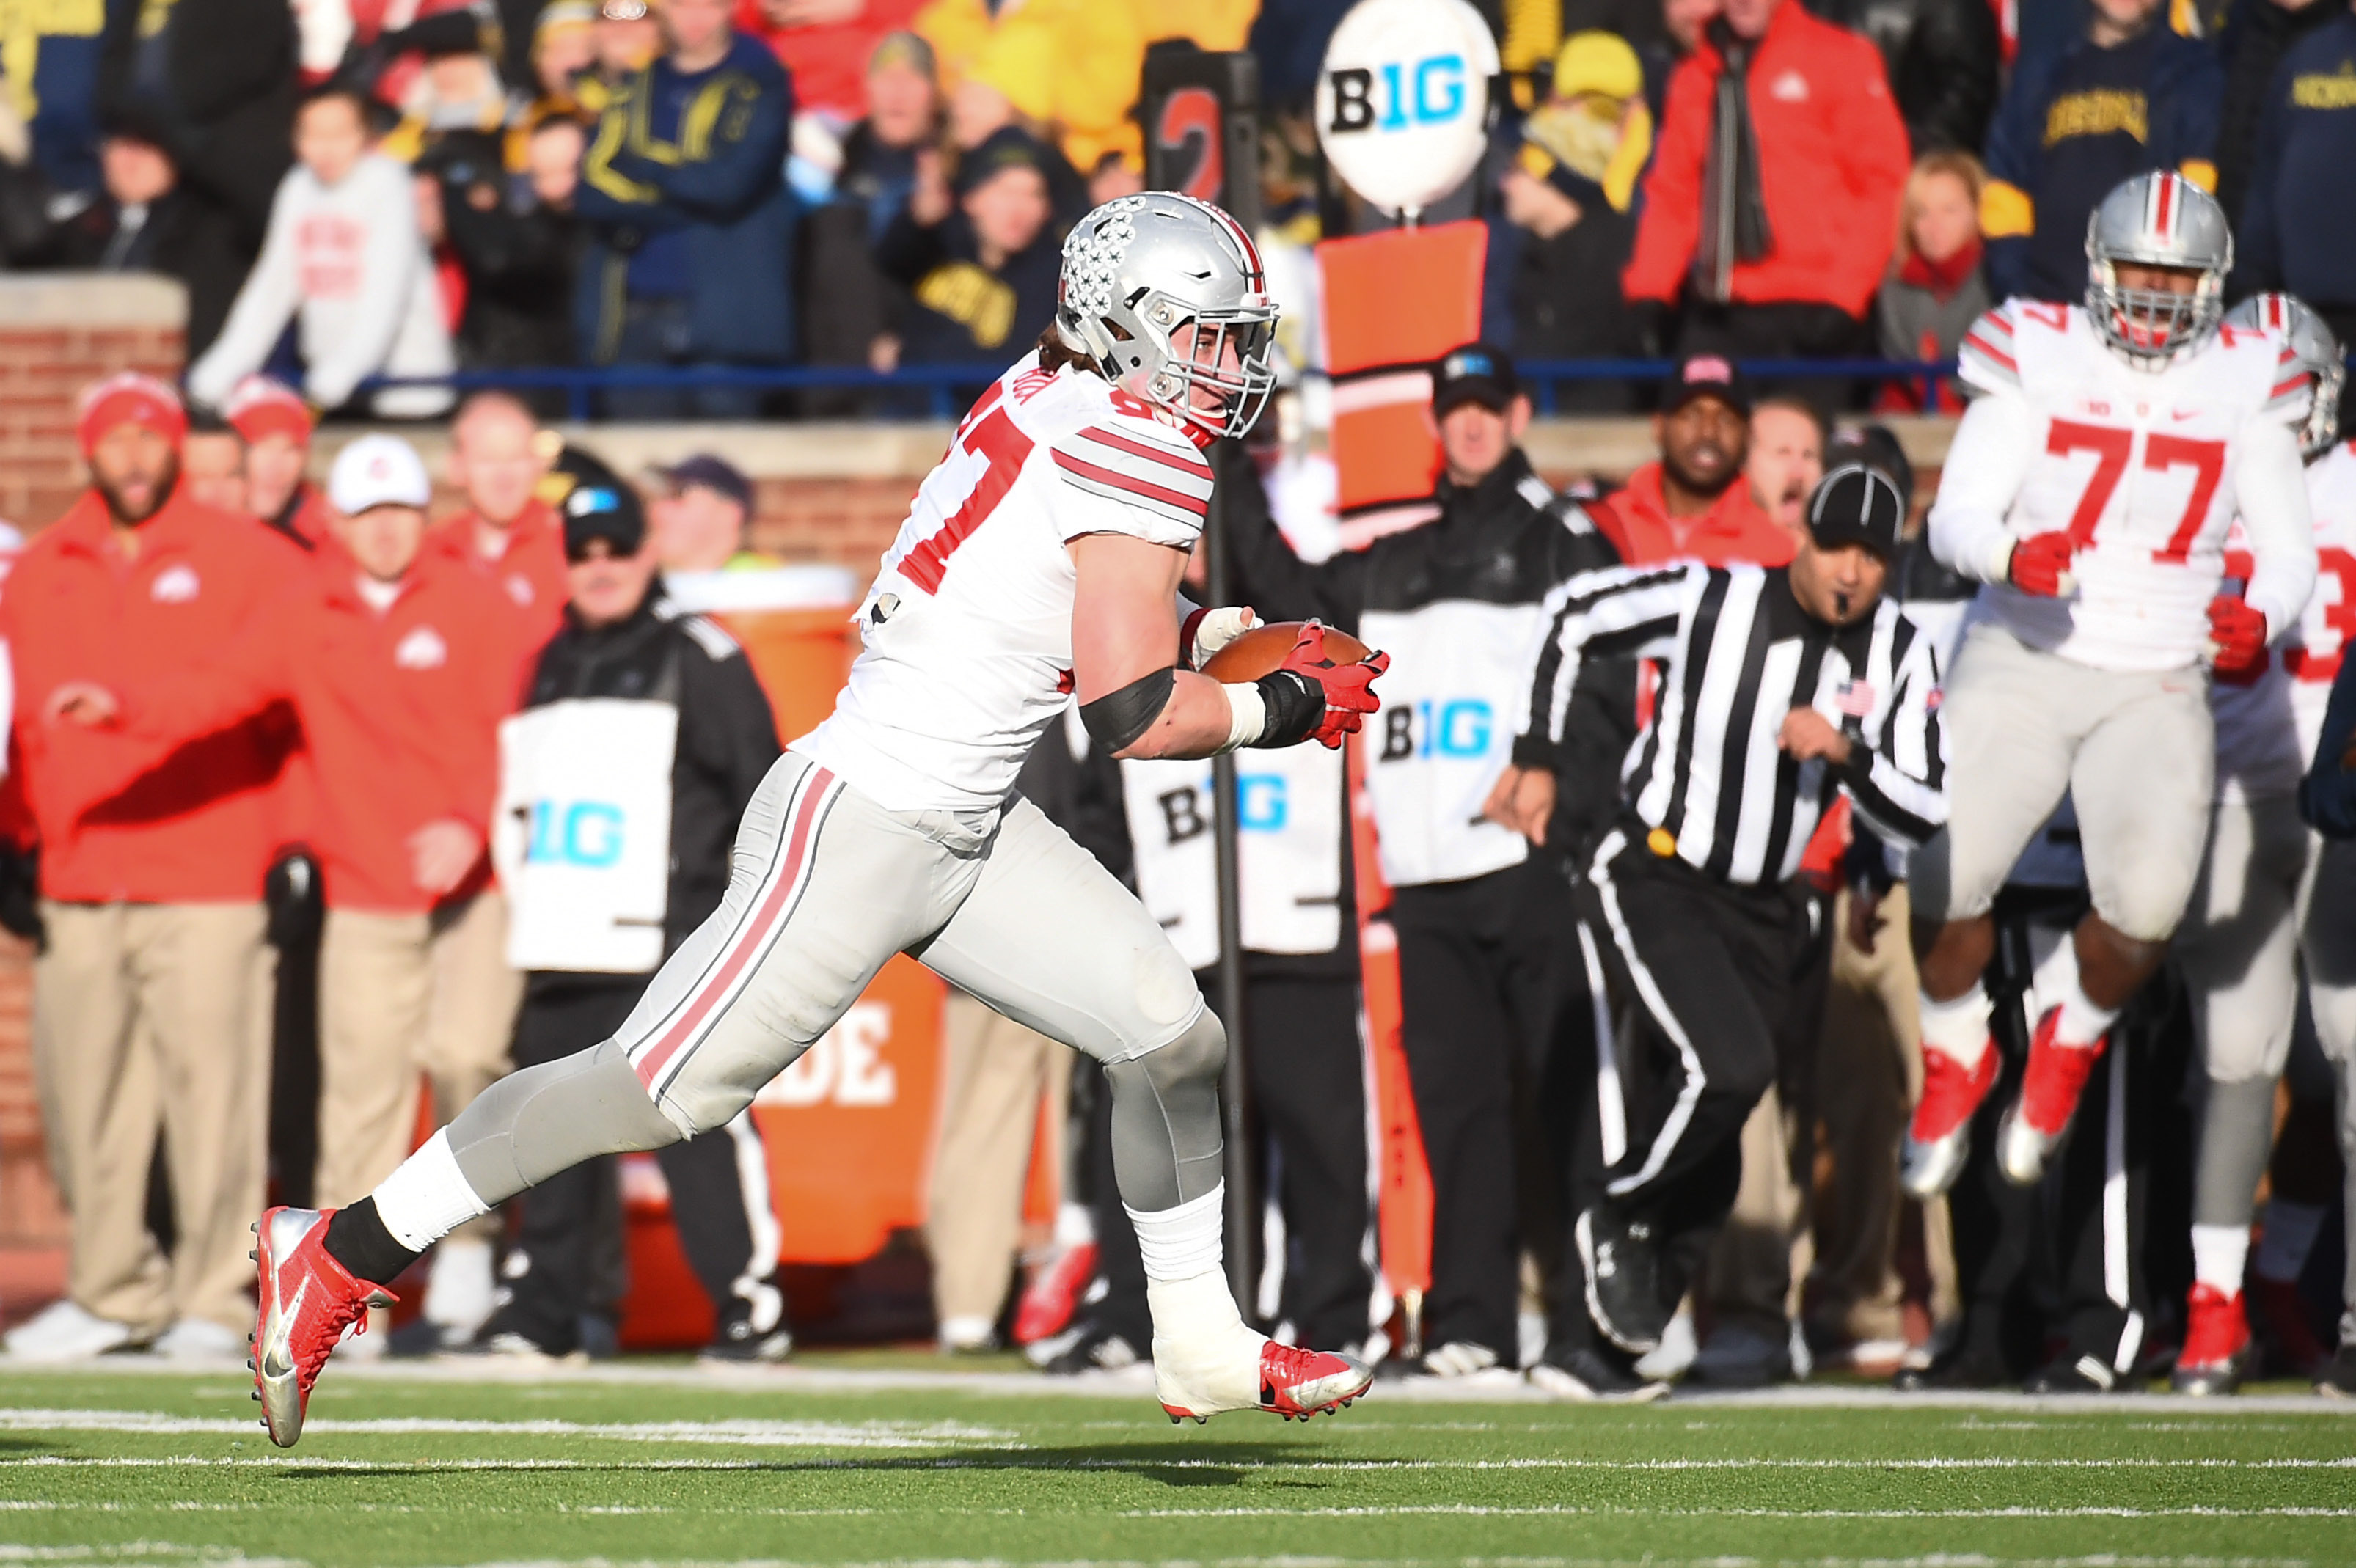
[1942,300,2311,671]
[795,353,1215,811]
[2212,442,2356,802]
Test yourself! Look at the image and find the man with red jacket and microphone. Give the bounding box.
[51,434,531,1352]
[0,374,307,1363]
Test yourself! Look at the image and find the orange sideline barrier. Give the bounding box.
[617,601,953,1346]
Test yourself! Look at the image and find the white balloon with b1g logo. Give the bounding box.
[494,698,680,975]
[1314,0,1500,219]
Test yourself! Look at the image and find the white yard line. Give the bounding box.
[0,1360,2347,1415]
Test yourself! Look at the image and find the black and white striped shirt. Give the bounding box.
[1520,562,1948,887]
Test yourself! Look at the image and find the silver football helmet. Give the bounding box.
[2085,171,2233,367]
[2227,291,2344,458]
[1055,192,1278,440]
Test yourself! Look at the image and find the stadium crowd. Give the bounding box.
[0,0,2349,1406]
[0,0,2341,408]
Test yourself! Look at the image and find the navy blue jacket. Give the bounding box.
[2236,10,2356,309]
[1983,22,2222,303]
[2300,642,2356,837]
[574,34,796,364]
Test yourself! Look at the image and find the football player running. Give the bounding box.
[2171,293,2354,1393]
[245,194,1388,1446]
[1902,172,2317,1209]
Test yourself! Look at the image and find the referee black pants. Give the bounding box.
[1393,857,1590,1362]
[489,973,778,1354]
[1577,827,1824,1281]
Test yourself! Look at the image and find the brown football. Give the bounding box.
[1200,620,1377,682]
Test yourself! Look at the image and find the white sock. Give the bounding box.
[1055,1201,1095,1248]
[2191,1223,2251,1294]
[1125,1185,1225,1283]
[371,1129,491,1253]
[2052,974,2121,1049]
[1920,983,1994,1070]
[2253,1199,2329,1283]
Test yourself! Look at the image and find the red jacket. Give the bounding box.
[422,502,570,655]
[118,556,527,915]
[3,489,308,904]
[1590,462,1797,568]
[1622,1,1911,318]
[734,0,923,119]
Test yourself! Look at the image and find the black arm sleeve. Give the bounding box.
[1211,440,1371,633]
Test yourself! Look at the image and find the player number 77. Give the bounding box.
[2045,418,2226,564]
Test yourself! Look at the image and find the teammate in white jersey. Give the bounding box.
[2172,294,2355,1393]
[1901,172,2318,1201]
[241,193,1389,1446]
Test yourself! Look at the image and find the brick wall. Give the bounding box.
[0,276,186,532]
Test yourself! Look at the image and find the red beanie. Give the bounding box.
[223,374,314,447]
[76,373,187,456]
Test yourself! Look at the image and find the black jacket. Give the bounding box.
[97,0,294,249]
[433,132,585,381]
[521,585,782,956]
[10,183,249,355]
[1223,442,1625,883]
[2216,0,2340,224]
[1802,0,2000,155]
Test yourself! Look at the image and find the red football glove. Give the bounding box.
[1278,623,1389,749]
[2206,594,2269,684]
[2007,530,2077,597]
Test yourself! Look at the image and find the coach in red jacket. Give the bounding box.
[1623,0,1911,366]
[53,435,530,1344]
[2,374,307,1362]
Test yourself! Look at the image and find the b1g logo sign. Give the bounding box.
[524,799,627,868]
[1314,0,1499,217]
[1378,698,1495,761]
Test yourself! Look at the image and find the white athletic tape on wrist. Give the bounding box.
[1218,683,1265,753]
[1126,1184,1226,1283]
[371,1128,491,1253]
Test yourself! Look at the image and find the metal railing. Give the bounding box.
[365,358,1966,424]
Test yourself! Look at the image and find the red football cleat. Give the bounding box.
[1013,1240,1098,1346]
[1160,1341,1374,1424]
[2171,1283,2250,1394]
[1900,1041,1999,1199]
[250,1206,395,1448]
[1997,1008,2107,1186]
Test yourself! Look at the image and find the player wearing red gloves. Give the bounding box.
[250,194,1386,1446]
[1903,173,2317,1282]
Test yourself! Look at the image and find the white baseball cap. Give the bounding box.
[329,434,432,515]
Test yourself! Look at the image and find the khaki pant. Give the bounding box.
[34,901,273,1335]
[923,989,1071,1327]
[316,894,521,1213]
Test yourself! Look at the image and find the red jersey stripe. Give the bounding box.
[1052,450,1210,516]
[1077,425,1213,480]
[632,766,835,1091]
[1962,331,2018,373]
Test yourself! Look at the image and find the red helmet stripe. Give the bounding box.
[2152,173,2176,235]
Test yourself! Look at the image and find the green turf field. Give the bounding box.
[0,1364,2348,1567]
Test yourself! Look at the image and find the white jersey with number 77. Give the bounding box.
[1930,298,2316,673]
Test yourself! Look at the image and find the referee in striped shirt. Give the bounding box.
[1515,464,1949,1355]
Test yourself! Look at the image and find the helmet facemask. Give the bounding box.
[1135,300,1278,441]
[2306,360,2346,457]
[1056,191,1281,442]
[2088,258,2222,366]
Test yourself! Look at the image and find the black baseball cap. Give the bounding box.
[1659,353,1751,417]
[562,480,647,561]
[657,453,754,514]
[1431,342,1519,415]
[1806,463,1905,557]
[1825,423,1914,513]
